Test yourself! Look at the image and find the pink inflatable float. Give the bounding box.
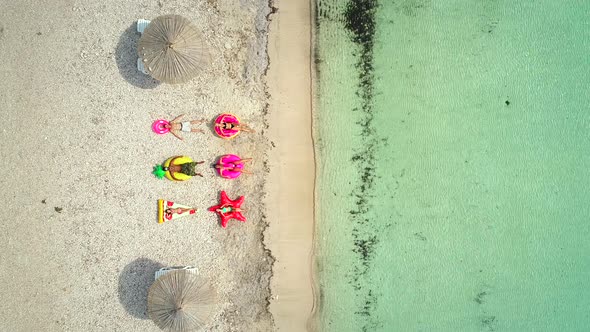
[216,154,245,179]
[214,113,241,139]
[152,119,170,135]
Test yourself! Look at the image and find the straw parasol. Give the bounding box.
[147,270,217,332]
[138,15,210,84]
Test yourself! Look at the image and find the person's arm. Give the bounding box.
[171,114,185,123]
[170,130,183,140]
[195,172,204,177]
[196,161,205,164]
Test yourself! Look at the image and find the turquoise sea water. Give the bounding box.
[314,1,590,331]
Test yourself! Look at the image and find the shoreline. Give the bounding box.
[266,0,317,330]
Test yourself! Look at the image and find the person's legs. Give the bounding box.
[191,128,203,133]
[237,124,254,133]
[233,168,252,174]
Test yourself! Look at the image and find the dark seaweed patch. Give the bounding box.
[343,0,380,329]
[481,315,497,331]
[414,232,427,241]
[354,289,377,316]
[317,0,382,327]
[475,291,487,304]
[352,235,378,269]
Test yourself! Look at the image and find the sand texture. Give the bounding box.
[266,0,317,331]
[0,1,273,331]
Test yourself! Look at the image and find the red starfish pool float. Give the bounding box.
[208,191,246,228]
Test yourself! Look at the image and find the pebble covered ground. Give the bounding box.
[0,0,274,331]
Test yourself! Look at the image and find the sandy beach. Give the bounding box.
[0,0,279,331]
[266,1,317,331]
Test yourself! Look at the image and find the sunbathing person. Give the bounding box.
[165,114,206,140]
[215,206,244,215]
[215,121,255,133]
[164,207,192,218]
[214,158,252,174]
[165,160,205,177]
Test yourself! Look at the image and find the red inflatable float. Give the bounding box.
[208,191,246,228]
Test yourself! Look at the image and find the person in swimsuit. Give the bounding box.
[215,121,255,133]
[165,160,205,177]
[215,205,244,215]
[164,207,193,219]
[165,114,206,140]
[214,158,253,174]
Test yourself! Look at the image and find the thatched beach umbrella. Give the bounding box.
[148,270,217,332]
[138,15,210,84]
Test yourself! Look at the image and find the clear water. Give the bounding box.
[314,1,590,331]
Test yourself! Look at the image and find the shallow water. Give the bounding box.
[314,1,590,331]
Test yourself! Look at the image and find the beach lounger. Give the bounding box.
[137,19,151,74]
[137,58,149,75]
[154,266,198,280]
[137,19,150,34]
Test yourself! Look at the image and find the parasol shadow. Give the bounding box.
[118,257,164,319]
[115,24,160,89]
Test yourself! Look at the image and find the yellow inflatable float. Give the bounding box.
[153,156,204,181]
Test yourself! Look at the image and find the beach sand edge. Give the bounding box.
[265,0,317,330]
